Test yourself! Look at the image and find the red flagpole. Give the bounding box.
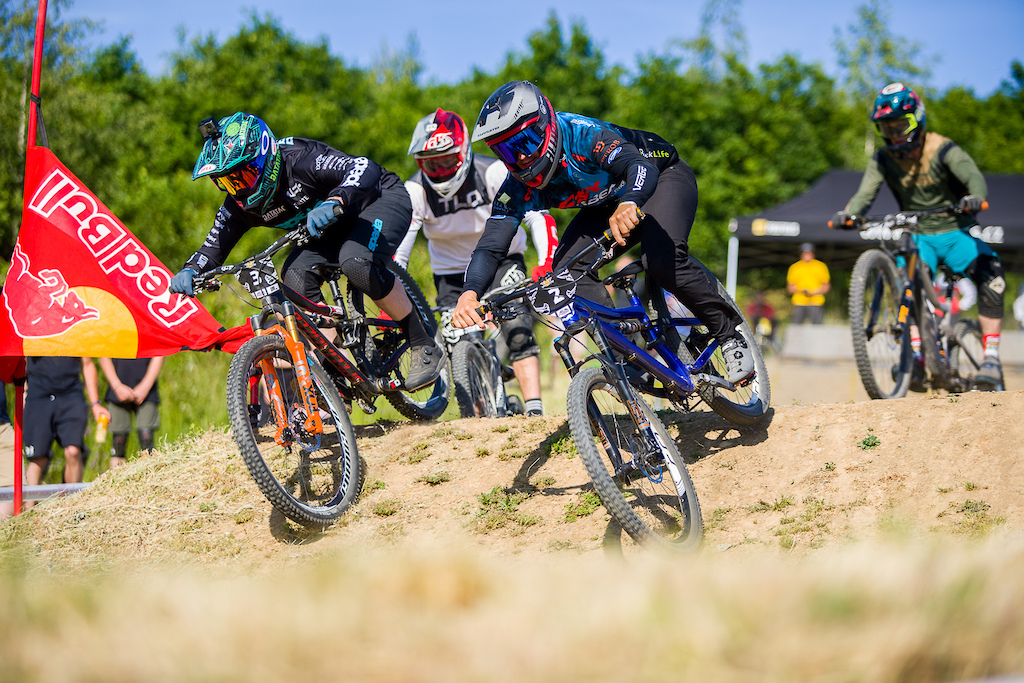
[14,0,49,515]
[26,0,48,149]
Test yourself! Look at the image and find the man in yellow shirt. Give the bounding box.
[787,243,830,324]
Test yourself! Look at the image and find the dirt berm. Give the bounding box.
[11,388,1023,567]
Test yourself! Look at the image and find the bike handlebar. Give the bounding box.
[192,226,310,293]
[829,202,988,231]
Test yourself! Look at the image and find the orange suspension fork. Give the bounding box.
[255,312,323,445]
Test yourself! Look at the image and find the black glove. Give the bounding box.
[957,195,985,214]
[828,210,854,230]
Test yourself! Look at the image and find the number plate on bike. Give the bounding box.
[236,260,280,299]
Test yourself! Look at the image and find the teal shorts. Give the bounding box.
[912,228,997,276]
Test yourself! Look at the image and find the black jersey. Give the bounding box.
[185,137,402,273]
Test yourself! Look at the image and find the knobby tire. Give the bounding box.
[226,334,361,528]
[567,366,703,551]
[848,249,911,399]
[451,339,500,418]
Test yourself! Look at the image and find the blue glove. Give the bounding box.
[306,200,341,238]
[169,268,197,297]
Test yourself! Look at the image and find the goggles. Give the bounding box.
[417,153,462,180]
[876,113,918,139]
[212,161,263,195]
[489,116,549,169]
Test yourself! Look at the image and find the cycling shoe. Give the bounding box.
[721,337,755,385]
[404,344,445,391]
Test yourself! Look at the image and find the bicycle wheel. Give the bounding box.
[648,261,770,426]
[451,339,500,418]
[226,334,361,528]
[950,319,996,389]
[347,260,450,421]
[849,249,911,399]
[567,366,703,550]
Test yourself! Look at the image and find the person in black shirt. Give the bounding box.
[168,112,443,391]
[23,356,109,487]
[98,357,163,468]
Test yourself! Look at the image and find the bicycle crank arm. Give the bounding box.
[693,372,739,391]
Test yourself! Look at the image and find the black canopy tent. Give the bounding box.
[724,170,1024,294]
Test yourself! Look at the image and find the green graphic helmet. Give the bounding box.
[192,112,282,212]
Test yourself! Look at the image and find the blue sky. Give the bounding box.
[62,0,1022,97]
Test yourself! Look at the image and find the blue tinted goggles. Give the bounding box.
[489,118,547,167]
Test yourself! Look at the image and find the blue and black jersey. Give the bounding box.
[465,112,678,295]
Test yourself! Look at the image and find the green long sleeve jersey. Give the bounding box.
[846,132,987,234]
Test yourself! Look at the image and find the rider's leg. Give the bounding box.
[970,253,1006,384]
[637,162,752,383]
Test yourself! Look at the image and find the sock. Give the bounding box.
[983,333,1000,359]
[525,399,544,416]
[911,335,922,361]
[398,311,434,348]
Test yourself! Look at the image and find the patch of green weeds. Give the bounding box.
[823,462,836,472]
[473,486,540,533]
[857,428,880,450]
[373,498,402,517]
[475,447,490,457]
[417,471,452,486]
[563,491,602,522]
[746,495,794,513]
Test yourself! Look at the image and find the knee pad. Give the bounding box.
[282,266,325,304]
[342,257,395,301]
[138,430,154,453]
[502,314,540,362]
[111,433,128,460]
[971,256,1005,319]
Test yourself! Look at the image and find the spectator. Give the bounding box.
[746,290,777,347]
[787,243,831,324]
[23,357,109,488]
[98,357,163,468]
[1,380,20,520]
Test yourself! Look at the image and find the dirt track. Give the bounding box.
[11,360,1024,566]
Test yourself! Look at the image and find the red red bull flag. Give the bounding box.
[1,146,251,358]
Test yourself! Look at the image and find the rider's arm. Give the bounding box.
[845,154,887,216]
[295,139,385,215]
[594,131,660,208]
[463,216,520,296]
[184,202,254,273]
[523,211,557,267]
[944,144,988,200]
[393,180,427,269]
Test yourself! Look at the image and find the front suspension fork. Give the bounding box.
[254,303,324,445]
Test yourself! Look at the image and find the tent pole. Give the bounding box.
[726,236,739,299]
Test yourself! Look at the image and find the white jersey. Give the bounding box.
[395,155,555,276]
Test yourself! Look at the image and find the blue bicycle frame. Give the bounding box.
[555,287,726,398]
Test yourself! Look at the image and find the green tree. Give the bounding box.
[833,0,936,159]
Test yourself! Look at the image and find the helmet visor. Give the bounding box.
[876,113,919,139]
[212,161,263,196]
[489,117,548,169]
[417,153,462,181]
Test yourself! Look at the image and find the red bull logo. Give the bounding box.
[28,166,201,328]
[3,245,99,338]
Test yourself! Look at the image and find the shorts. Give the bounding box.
[109,401,160,435]
[791,305,825,325]
[435,255,540,362]
[22,390,87,460]
[913,228,997,276]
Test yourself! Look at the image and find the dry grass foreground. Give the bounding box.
[2,389,1024,681]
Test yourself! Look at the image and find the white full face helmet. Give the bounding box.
[408,108,473,198]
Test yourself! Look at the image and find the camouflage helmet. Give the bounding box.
[192,112,282,212]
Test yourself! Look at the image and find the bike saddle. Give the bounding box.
[603,260,643,287]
